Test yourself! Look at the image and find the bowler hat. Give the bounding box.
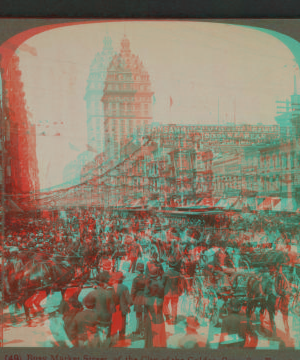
[136,262,144,272]
[83,292,96,309]
[102,259,112,271]
[148,264,159,278]
[169,258,180,269]
[228,298,241,313]
[97,271,110,284]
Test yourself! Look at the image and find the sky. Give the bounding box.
[16,20,299,190]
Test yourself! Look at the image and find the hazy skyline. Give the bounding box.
[16,21,299,189]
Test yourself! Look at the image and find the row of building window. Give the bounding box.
[104,103,149,111]
[107,83,150,91]
[258,151,300,170]
[107,74,149,82]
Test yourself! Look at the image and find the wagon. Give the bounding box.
[280,262,300,316]
[239,249,290,272]
[192,259,255,325]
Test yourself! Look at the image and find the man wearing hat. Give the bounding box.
[86,271,116,347]
[145,248,164,278]
[257,266,277,338]
[128,237,142,273]
[112,241,126,272]
[110,271,132,341]
[131,262,146,336]
[68,292,100,347]
[275,265,291,337]
[162,257,186,324]
[144,263,167,348]
[59,290,84,346]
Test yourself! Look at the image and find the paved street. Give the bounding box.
[3,265,300,349]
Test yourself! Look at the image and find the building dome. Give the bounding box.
[85,34,115,154]
[121,35,130,52]
[103,34,113,49]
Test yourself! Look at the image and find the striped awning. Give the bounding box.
[273,198,298,212]
[257,197,281,211]
[196,197,220,208]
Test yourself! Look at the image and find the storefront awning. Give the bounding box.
[273,198,298,212]
[215,198,227,208]
[196,197,220,208]
[216,197,239,210]
[230,198,244,210]
[243,197,257,210]
[130,198,144,208]
[257,197,281,211]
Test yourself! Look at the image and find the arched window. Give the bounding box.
[291,152,295,169]
[282,153,287,169]
[272,154,276,168]
[260,156,264,168]
[279,154,282,168]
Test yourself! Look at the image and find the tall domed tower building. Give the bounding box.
[102,35,154,159]
[84,35,115,154]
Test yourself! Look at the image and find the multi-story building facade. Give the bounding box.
[102,35,154,160]
[76,121,295,209]
[0,69,4,215]
[85,35,115,154]
[50,45,300,211]
[195,150,213,198]
[1,54,40,210]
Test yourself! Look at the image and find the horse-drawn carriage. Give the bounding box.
[189,245,254,325]
[193,264,255,325]
[2,248,94,322]
[191,244,300,325]
[239,249,290,272]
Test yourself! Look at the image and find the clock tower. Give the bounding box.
[102,35,154,159]
[85,35,115,153]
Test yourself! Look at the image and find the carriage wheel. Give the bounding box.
[210,298,220,327]
[194,276,219,325]
[205,287,219,326]
[238,258,250,272]
[194,277,205,319]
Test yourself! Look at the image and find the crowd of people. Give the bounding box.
[2,207,300,348]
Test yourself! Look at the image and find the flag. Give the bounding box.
[69,142,80,151]
[170,96,173,108]
[87,144,97,153]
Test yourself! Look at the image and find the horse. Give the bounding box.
[274,266,292,337]
[3,251,76,322]
[3,253,27,322]
[246,269,277,337]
